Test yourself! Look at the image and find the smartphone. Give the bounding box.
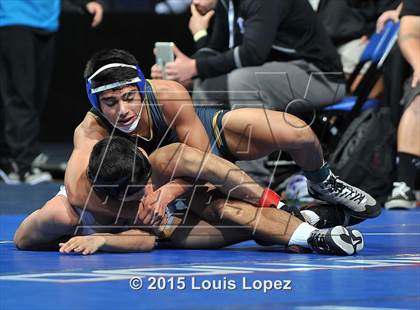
[155,42,174,79]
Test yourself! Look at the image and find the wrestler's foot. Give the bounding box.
[307,172,381,219]
[300,204,349,228]
[308,226,364,256]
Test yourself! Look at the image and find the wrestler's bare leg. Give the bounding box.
[14,195,80,250]
[222,108,323,171]
[170,189,302,247]
[205,199,301,245]
[221,109,379,219]
[160,214,251,249]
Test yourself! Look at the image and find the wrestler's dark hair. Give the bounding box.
[84,49,139,89]
[87,136,152,198]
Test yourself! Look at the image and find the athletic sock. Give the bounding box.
[288,222,316,248]
[397,152,420,189]
[303,162,331,184]
[300,210,320,226]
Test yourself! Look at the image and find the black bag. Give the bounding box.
[329,107,396,201]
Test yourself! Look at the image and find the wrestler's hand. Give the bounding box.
[59,235,105,255]
[140,187,173,226]
[86,2,104,28]
[165,45,197,82]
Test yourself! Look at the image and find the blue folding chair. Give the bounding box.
[316,20,400,148]
[265,21,400,172]
[323,21,400,117]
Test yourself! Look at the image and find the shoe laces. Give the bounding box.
[309,230,330,251]
[325,175,365,204]
[391,182,411,199]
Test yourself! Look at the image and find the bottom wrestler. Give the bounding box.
[14,137,364,256]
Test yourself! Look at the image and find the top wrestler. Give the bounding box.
[65,48,380,226]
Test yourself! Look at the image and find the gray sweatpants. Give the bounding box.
[193,60,346,112]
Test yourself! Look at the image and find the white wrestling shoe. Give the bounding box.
[308,172,381,219]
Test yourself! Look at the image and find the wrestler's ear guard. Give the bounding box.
[86,78,99,111]
[136,65,146,101]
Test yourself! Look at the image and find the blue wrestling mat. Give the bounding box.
[1,184,419,309]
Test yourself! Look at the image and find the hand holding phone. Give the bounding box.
[155,42,174,79]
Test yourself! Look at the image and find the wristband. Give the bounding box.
[194,30,208,42]
[258,188,285,209]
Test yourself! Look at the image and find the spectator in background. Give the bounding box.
[384,0,419,210]
[150,0,346,186]
[314,0,400,75]
[0,0,104,185]
[313,0,401,101]
[151,0,346,112]
[155,0,190,14]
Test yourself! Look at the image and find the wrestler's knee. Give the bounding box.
[280,113,317,150]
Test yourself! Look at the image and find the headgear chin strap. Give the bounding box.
[117,112,142,134]
[85,63,146,112]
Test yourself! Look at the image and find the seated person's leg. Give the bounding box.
[226,62,345,111]
[386,93,420,209]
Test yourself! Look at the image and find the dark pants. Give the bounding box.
[0,26,55,173]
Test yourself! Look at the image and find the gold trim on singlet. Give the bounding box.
[156,215,183,241]
[136,87,154,142]
[212,110,224,149]
[87,110,109,130]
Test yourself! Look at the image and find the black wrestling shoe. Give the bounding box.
[300,204,349,228]
[307,172,381,219]
[384,182,417,210]
[299,204,365,229]
[308,226,364,256]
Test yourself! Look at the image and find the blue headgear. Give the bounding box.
[85,63,146,111]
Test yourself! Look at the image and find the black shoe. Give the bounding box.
[384,182,416,210]
[307,172,381,219]
[300,204,365,229]
[308,226,364,256]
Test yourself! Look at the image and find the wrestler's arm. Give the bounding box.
[140,80,213,223]
[152,80,211,152]
[150,143,264,205]
[64,117,107,207]
[14,196,79,251]
[59,229,156,255]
